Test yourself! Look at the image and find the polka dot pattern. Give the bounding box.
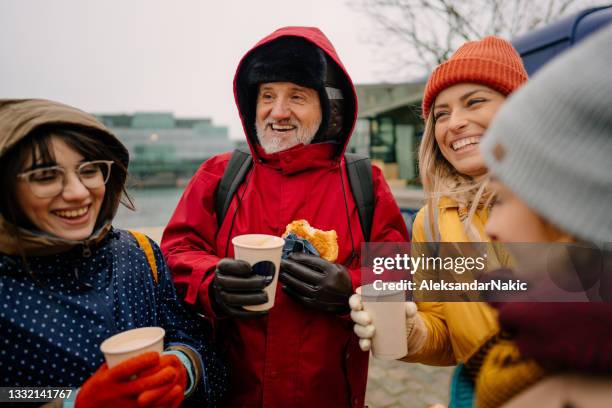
[0,228,226,404]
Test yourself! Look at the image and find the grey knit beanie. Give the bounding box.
[481,24,612,243]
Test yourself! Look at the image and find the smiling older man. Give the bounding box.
[162,26,409,408]
[255,82,322,153]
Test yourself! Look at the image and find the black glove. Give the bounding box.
[280,252,353,314]
[211,258,268,319]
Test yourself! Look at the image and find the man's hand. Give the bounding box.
[211,258,269,318]
[280,252,352,314]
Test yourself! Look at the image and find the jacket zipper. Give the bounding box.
[82,242,92,258]
[75,242,117,334]
[94,250,117,336]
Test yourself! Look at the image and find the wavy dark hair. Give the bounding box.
[0,125,134,234]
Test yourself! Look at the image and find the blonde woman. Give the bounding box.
[350,37,538,407]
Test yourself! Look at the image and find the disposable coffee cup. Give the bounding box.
[357,284,408,360]
[100,327,165,368]
[232,234,285,311]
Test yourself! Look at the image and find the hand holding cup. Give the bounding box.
[212,258,270,318]
[76,352,177,408]
[350,290,426,359]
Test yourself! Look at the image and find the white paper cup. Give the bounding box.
[100,327,165,368]
[232,234,285,311]
[357,284,408,360]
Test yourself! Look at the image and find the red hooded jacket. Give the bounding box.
[161,27,409,408]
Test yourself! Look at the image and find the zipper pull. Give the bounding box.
[74,266,93,289]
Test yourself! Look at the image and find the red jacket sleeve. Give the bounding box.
[369,165,410,243]
[161,154,230,323]
[346,165,410,291]
[343,165,410,400]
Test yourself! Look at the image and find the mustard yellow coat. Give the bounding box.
[402,197,500,366]
[403,197,544,407]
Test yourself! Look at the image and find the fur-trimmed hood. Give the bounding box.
[0,99,129,256]
[233,26,358,160]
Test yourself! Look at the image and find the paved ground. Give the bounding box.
[365,358,453,408]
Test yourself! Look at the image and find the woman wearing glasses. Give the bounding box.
[0,99,225,407]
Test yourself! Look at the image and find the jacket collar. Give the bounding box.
[255,142,339,175]
[437,196,460,209]
[0,214,113,257]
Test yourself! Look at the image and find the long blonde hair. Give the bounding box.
[418,111,492,241]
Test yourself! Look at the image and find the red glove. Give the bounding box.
[76,352,177,408]
[137,354,187,408]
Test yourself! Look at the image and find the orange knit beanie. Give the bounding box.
[421,36,528,119]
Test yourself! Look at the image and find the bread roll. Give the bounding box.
[283,220,338,262]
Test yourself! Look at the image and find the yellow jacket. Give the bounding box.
[403,197,500,366]
[403,197,545,407]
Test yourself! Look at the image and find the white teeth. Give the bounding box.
[54,207,88,219]
[452,136,480,151]
[271,124,295,131]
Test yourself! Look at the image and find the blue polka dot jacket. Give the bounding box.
[0,228,227,406]
[0,99,226,407]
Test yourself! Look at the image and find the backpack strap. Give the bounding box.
[213,149,375,242]
[215,147,253,228]
[345,153,374,241]
[128,230,158,284]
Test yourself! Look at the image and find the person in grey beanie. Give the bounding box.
[482,24,612,244]
[481,24,612,408]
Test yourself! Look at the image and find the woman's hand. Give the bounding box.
[75,352,179,408]
[349,294,427,355]
[137,354,187,408]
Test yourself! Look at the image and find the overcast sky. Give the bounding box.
[0,0,390,139]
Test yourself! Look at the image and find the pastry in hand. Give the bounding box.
[283,220,338,262]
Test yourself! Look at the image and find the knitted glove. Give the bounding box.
[76,352,177,408]
[211,258,269,318]
[349,293,428,355]
[137,354,187,408]
[280,252,353,314]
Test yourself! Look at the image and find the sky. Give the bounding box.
[0,0,387,139]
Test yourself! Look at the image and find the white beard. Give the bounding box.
[255,118,321,154]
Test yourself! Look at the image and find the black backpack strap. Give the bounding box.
[215,147,252,227]
[345,153,374,241]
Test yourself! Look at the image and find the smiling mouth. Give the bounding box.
[52,206,90,220]
[269,123,297,132]
[452,136,481,151]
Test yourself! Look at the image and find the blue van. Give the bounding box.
[513,5,612,75]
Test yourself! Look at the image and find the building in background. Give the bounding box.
[97,112,234,187]
[353,6,612,190]
[348,81,428,228]
[352,80,426,190]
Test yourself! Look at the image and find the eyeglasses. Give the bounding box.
[17,160,114,198]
